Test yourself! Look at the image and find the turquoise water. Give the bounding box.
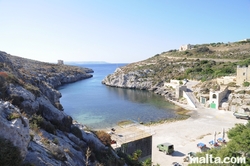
[58,64,181,129]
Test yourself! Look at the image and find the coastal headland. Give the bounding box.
[0,51,126,166]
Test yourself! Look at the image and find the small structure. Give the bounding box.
[57,60,64,65]
[209,85,228,109]
[179,44,194,51]
[164,79,187,98]
[176,85,187,98]
[236,65,250,86]
[239,38,250,42]
[111,124,153,161]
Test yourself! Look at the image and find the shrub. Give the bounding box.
[24,84,40,97]
[227,82,237,87]
[0,75,7,99]
[243,81,250,87]
[52,138,59,145]
[29,114,56,134]
[7,112,21,121]
[95,131,111,146]
[0,137,22,166]
[196,46,211,53]
[0,72,8,78]
[117,149,142,166]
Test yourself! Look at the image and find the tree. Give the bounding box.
[189,121,250,166]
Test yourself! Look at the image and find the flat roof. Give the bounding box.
[109,124,154,148]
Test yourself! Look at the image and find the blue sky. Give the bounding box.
[0,0,250,63]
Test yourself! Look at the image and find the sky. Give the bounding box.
[0,0,250,63]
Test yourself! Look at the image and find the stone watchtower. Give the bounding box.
[58,60,64,65]
[236,65,250,85]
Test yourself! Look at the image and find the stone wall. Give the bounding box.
[121,136,152,159]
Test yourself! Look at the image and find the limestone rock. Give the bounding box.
[0,100,30,159]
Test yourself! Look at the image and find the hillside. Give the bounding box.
[0,51,124,166]
[103,40,250,87]
[163,40,250,60]
[102,40,250,111]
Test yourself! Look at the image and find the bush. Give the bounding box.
[7,112,21,121]
[227,82,237,87]
[0,75,7,99]
[29,114,56,134]
[95,131,111,146]
[0,137,22,166]
[24,84,40,97]
[243,82,250,87]
[196,46,211,53]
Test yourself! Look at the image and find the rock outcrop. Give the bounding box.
[0,100,30,159]
[0,51,123,166]
[102,66,176,100]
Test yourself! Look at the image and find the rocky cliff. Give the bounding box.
[0,51,123,166]
[101,59,186,100]
[102,49,250,113]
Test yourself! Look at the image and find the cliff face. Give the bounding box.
[0,51,122,166]
[102,62,176,100]
[0,100,30,159]
[102,68,153,90]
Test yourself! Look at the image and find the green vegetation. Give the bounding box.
[121,54,250,86]
[118,149,142,166]
[85,142,124,166]
[0,72,8,99]
[7,112,21,121]
[166,41,250,60]
[24,84,40,97]
[243,82,250,87]
[117,150,153,166]
[29,114,56,134]
[189,121,250,166]
[0,136,22,166]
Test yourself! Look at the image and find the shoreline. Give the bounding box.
[103,95,245,165]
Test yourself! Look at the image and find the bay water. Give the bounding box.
[58,64,182,129]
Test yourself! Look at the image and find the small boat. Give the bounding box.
[233,112,250,120]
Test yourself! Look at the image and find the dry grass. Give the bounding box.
[95,131,111,146]
[7,112,21,121]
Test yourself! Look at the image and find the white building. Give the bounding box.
[179,44,194,51]
[58,60,64,65]
[209,85,228,109]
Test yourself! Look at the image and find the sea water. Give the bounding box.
[58,63,181,129]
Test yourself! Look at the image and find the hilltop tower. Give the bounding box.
[57,60,64,65]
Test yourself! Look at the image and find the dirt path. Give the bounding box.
[164,55,240,62]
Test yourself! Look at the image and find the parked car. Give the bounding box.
[157,142,174,155]
[233,112,250,120]
[172,162,181,166]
